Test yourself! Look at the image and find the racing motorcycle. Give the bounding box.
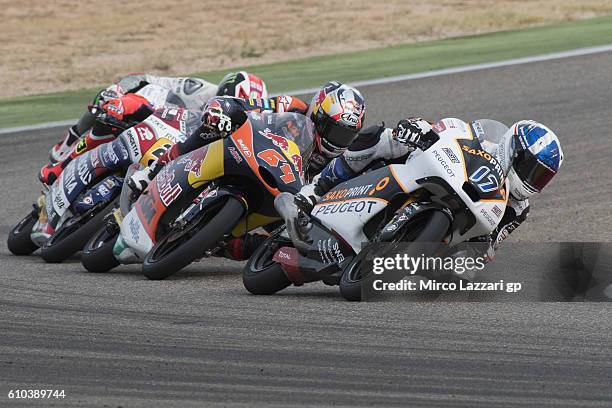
[6,103,200,262]
[242,118,514,301]
[6,83,193,257]
[83,111,313,280]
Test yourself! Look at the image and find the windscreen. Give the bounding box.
[248,111,316,163]
[184,110,204,137]
[471,119,514,176]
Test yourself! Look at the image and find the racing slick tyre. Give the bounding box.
[242,235,292,295]
[81,226,120,273]
[7,211,39,255]
[339,209,451,302]
[142,197,245,280]
[40,200,116,263]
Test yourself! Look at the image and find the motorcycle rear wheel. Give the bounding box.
[242,235,291,295]
[142,197,245,280]
[7,210,39,256]
[81,225,120,273]
[339,209,451,301]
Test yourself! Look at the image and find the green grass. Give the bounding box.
[2,15,612,128]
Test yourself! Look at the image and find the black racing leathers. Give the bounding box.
[156,95,309,165]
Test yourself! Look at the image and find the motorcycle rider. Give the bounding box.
[32,72,269,243]
[40,71,268,185]
[127,81,366,189]
[289,117,564,262]
[126,81,367,259]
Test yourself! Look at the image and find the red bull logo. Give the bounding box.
[291,154,303,176]
[314,89,326,107]
[259,128,289,151]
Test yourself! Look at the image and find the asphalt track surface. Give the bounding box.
[1,52,611,407]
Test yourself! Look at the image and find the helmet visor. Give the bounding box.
[318,118,357,150]
[513,149,557,192]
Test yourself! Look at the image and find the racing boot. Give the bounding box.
[30,195,55,246]
[49,125,81,164]
[223,233,269,261]
[39,130,115,185]
[39,160,70,185]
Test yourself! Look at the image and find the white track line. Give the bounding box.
[2,43,612,136]
[0,119,76,135]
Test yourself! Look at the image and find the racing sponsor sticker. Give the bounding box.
[237,139,252,157]
[259,128,289,151]
[321,184,374,202]
[156,170,183,207]
[432,149,457,178]
[441,147,460,164]
[75,139,87,155]
[317,238,345,264]
[314,199,378,216]
[102,143,120,165]
[228,146,243,164]
[126,130,142,160]
[62,161,79,197]
[77,155,93,185]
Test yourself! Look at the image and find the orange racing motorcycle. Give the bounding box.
[82,111,313,279]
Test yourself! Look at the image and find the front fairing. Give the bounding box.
[118,112,316,258]
[311,119,510,251]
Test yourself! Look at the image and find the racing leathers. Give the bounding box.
[135,95,307,170]
[55,74,217,151]
[126,95,310,192]
[42,74,217,183]
[296,119,530,262]
[42,76,220,185]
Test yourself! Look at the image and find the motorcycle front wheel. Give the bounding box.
[142,197,245,280]
[40,200,116,263]
[81,225,120,273]
[242,234,291,295]
[7,210,39,255]
[339,209,451,302]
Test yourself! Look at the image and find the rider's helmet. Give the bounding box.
[216,71,268,99]
[308,81,366,158]
[506,120,564,200]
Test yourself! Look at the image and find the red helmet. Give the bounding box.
[216,71,268,99]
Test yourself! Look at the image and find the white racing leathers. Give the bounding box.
[110,74,218,110]
[302,124,530,258]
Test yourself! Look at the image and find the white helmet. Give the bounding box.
[216,71,268,99]
[506,120,564,200]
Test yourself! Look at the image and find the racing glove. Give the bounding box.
[195,101,236,142]
[294,182,321,215]
[393,118,436,150]
[102,93,152,122]
[127,160,164,194]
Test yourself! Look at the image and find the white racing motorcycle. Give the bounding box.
[242,118,514,301]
